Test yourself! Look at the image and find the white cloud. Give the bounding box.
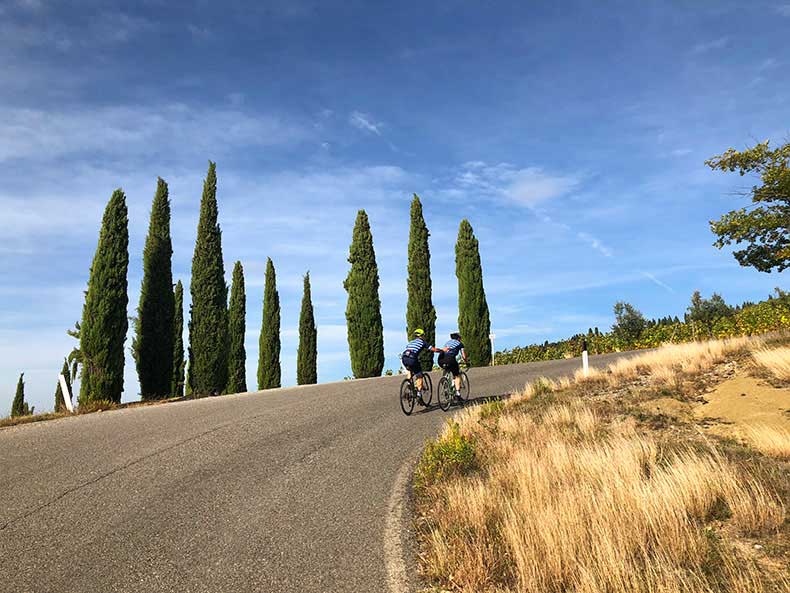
[0,104,309,163]
[187,23,213,40]
[671,148,692,156]
[691,37,729,54]
[776,4,790,16]
[349,111,383,135]
[577,232,614,258]
[640,271,674,293]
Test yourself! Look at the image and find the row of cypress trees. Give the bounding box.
[60,166,489,408]
[344,194,492,377]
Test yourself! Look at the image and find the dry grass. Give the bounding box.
[743,424,790,461]
[415,336,790,593]
[753,346,790,382]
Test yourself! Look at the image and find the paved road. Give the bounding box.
[0,352,635,593]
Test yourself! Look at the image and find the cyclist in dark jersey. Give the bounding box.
[437,332,468,399]
[401,328,436,398]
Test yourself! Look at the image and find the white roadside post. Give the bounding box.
[582,338,589,378]
[489,333,496,366]
[58,374,75,413]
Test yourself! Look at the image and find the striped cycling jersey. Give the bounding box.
[403,337,429,357]
[442,339,464,357]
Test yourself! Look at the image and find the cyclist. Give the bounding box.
[401,328,433,402]
[437,332,468,400]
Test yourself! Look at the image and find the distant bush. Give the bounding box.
[494,289,790,365]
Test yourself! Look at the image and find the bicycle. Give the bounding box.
[398,356,433,416]
[437,365,470,412]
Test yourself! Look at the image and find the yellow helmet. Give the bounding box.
[413,328,425,337]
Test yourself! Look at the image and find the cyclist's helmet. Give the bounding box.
[450,332,461,340]
[413,328,425,337]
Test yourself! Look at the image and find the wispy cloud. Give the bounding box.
[691,37,729,54]
[671,148,692,157]
[455,161,579,207]
[641,271,675,293]
[776,4,790,16]
[577,232,614,258]
[349,111,383,135]
[187,23,213,41]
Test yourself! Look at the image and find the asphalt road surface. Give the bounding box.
[1,352,636,593]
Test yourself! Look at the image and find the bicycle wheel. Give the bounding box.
[420,373,433,406]
[458,371,470,402]
[400,378,415,416]
[437,375,453,411]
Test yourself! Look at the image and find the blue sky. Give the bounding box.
[1,0,788,413]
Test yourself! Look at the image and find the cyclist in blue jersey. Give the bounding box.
[437,332,468,399]
[401,328,435,400]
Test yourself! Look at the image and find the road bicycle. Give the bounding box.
[398,356,433,416]
[437,365,470,412]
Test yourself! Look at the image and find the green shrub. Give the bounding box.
[416,421,476,491]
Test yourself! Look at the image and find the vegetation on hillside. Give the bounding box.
[407,194,437,371]
[258,258,281,390]
[227,261,248,394]
[297,272,318,385]
[456,219,492,366]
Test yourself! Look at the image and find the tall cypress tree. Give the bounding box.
[456,219,492,366]
[54,359,72,412]
[11,373,26,417]
[257,258,281,389]
[297,272,317,385]
[227,261,248,393]
[188,161,228,396]
[79,189,129,405]
[406,194,437,370]
[133,178,175,400]
[172,280,186,397]
[344,210,384,378]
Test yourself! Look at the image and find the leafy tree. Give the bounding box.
[54,359,72,412]
[612,301,646,346]
[344,210,384,378]
[705,140,790,272]
[456,219,492,366]
[258,258,281,389]
[133,178,175,400]
[687,290,733,337]
[79,189,129,405]
[188,162,228,396]
[172,280,186,397]
[11,373,27,417]
[297,272,318,385]
[227,261,248,393]
[406,194,437,370]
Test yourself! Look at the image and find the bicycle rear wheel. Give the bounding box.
[437,375,453,411]
[400,378,415,416]
[458,371,470,402]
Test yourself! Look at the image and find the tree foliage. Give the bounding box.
[79,189,129,405]
[406,194,437,371]
[133,177,175,400]
[344,210,385,378]
[612,301,646,345]
[455,219,491,366]
[227,261,248,394]
[11,373,31,417]
[687,290,733,337]
[297,272,318,385]
[705,140,790,272]
[258,258,281,389]
[188,162,228,396]
[172,280,186,397]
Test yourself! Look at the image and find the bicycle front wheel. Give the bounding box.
[420,373,433,406]
[437,376,453,411]
[400,378,415,416]
[458,372,470,402]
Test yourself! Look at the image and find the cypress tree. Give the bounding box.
[79,189,129,405]
[257,258,281,389]
[172,280,186,397]
[456,219,492,366]
[133,178,175,400]
[297,272,317,385]
[54,359,72,412]
[406,194,437,370]
[188,161,228,396]
[344,210,384,378]
[227,261,248,393]
[11,373,26,417]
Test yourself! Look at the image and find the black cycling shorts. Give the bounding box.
[402,354,422,375]
[438,353,460,377]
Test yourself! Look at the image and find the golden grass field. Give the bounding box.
[415,335,790,593]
